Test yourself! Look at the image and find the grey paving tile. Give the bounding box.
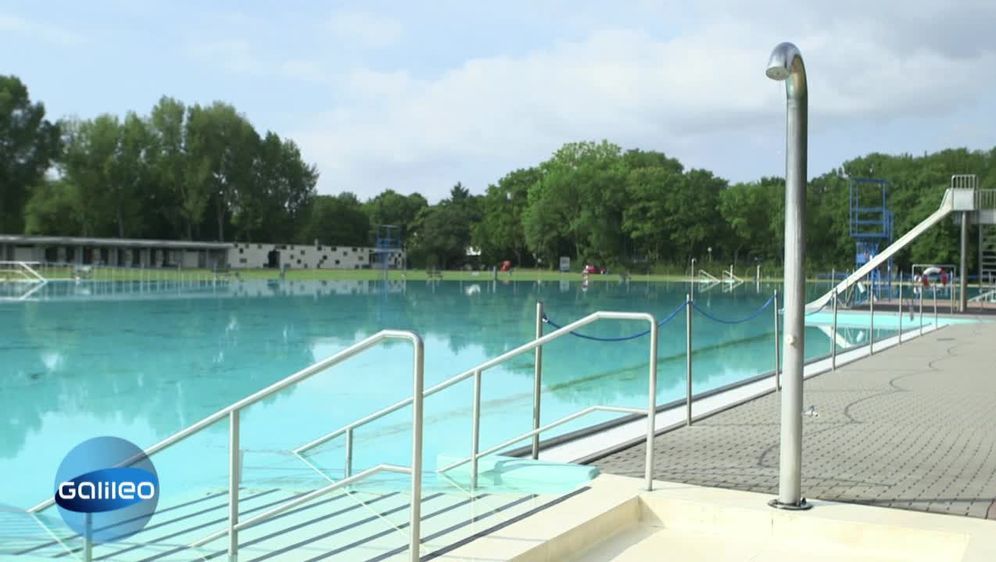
[594,322,996,519]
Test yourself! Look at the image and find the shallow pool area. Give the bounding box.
[0,278,929,509]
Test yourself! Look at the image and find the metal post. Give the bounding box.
[645,317,659,492]
[83,513,93,562]
[919,291,924,335]
[950,271,955,313]
[960,212,968,312]
[773,290,780,390]
[869,274,875,355]
[228,409,240,561]
[685,293,693,426]
[933,285,938,325]
[898,278,903,344]
[531,302,543,459]
[766,42,811,511]
[409,336,425,562]
[831,289,838,369]
[470,370,482,490]
[344,428,353,478]
[691,258,696,298]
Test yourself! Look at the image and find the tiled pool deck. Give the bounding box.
[594,320,996,520]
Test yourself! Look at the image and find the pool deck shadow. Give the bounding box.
[594,321,996,520]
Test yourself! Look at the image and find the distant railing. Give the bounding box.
[976,189,996,210]
[0,261,47,283]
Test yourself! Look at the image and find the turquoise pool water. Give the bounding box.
[1,278,916,509]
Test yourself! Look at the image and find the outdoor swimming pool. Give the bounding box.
[1,278,925,510]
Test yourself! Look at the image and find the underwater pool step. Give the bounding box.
[367,492,554,562]
[3,486,581,560]
[4,488,281,559]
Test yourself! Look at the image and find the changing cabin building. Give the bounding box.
[0,235,404,270]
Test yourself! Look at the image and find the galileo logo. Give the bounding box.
[54,437,159,543]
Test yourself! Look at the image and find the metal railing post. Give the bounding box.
[919,291,924,335]
[685,294,693,426]
[869,274,875,355]
[645,316,659,492]
[470,370,482,491]
[531,302,543,460]
[83,513,93,562]
[933,285,938,326]
[773,290,780,391]
[344,428,354,478]
[831,289,838,370]
[898,279,903,344]
[409,336,425,562]
[228,409,240,562]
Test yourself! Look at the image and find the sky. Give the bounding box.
[3,0,995,201]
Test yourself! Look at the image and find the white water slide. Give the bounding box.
[806,189,956,312]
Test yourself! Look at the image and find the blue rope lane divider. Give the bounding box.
[542,301,687,342]
[691,294,776,325]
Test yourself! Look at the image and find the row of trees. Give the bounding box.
[3,76,319,243]
[3,74,996,271]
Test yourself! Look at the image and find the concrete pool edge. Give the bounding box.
[438,474,996,562]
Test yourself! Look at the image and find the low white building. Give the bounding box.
[230,242,404,270]
[0,235,230,269]
[0,235,404,270]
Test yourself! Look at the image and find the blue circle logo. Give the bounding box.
[54,436,159,544]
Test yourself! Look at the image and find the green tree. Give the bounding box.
[410,183,481,268]
[0,75,60,232]
[523,141,628,266]
[186,102,259,241]
[364,190,429,247]
[298,192,370,246]
[61,115,121,236]
[472,168,538,266]
[235,132,317,242]
[23,179,82,235]
[149,96,207,240]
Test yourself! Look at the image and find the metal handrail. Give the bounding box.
[28,329,425,562]
[295,310,659,491]
[976,189,996,210]
[697,270,719,283]
[0,260,47,283]
[437,405,644,475]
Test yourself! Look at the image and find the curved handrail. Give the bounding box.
[295,312,650,456]
[28,330,423,513]
[293,310,660,491]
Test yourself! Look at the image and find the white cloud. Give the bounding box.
[327,11,403,49]
[186,40,327,83]
[0,13,84,46]
[185,40,260,75]
[280,59,327,83]
[168,2,993,200]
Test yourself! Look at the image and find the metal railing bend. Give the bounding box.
[28,329,425,562]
